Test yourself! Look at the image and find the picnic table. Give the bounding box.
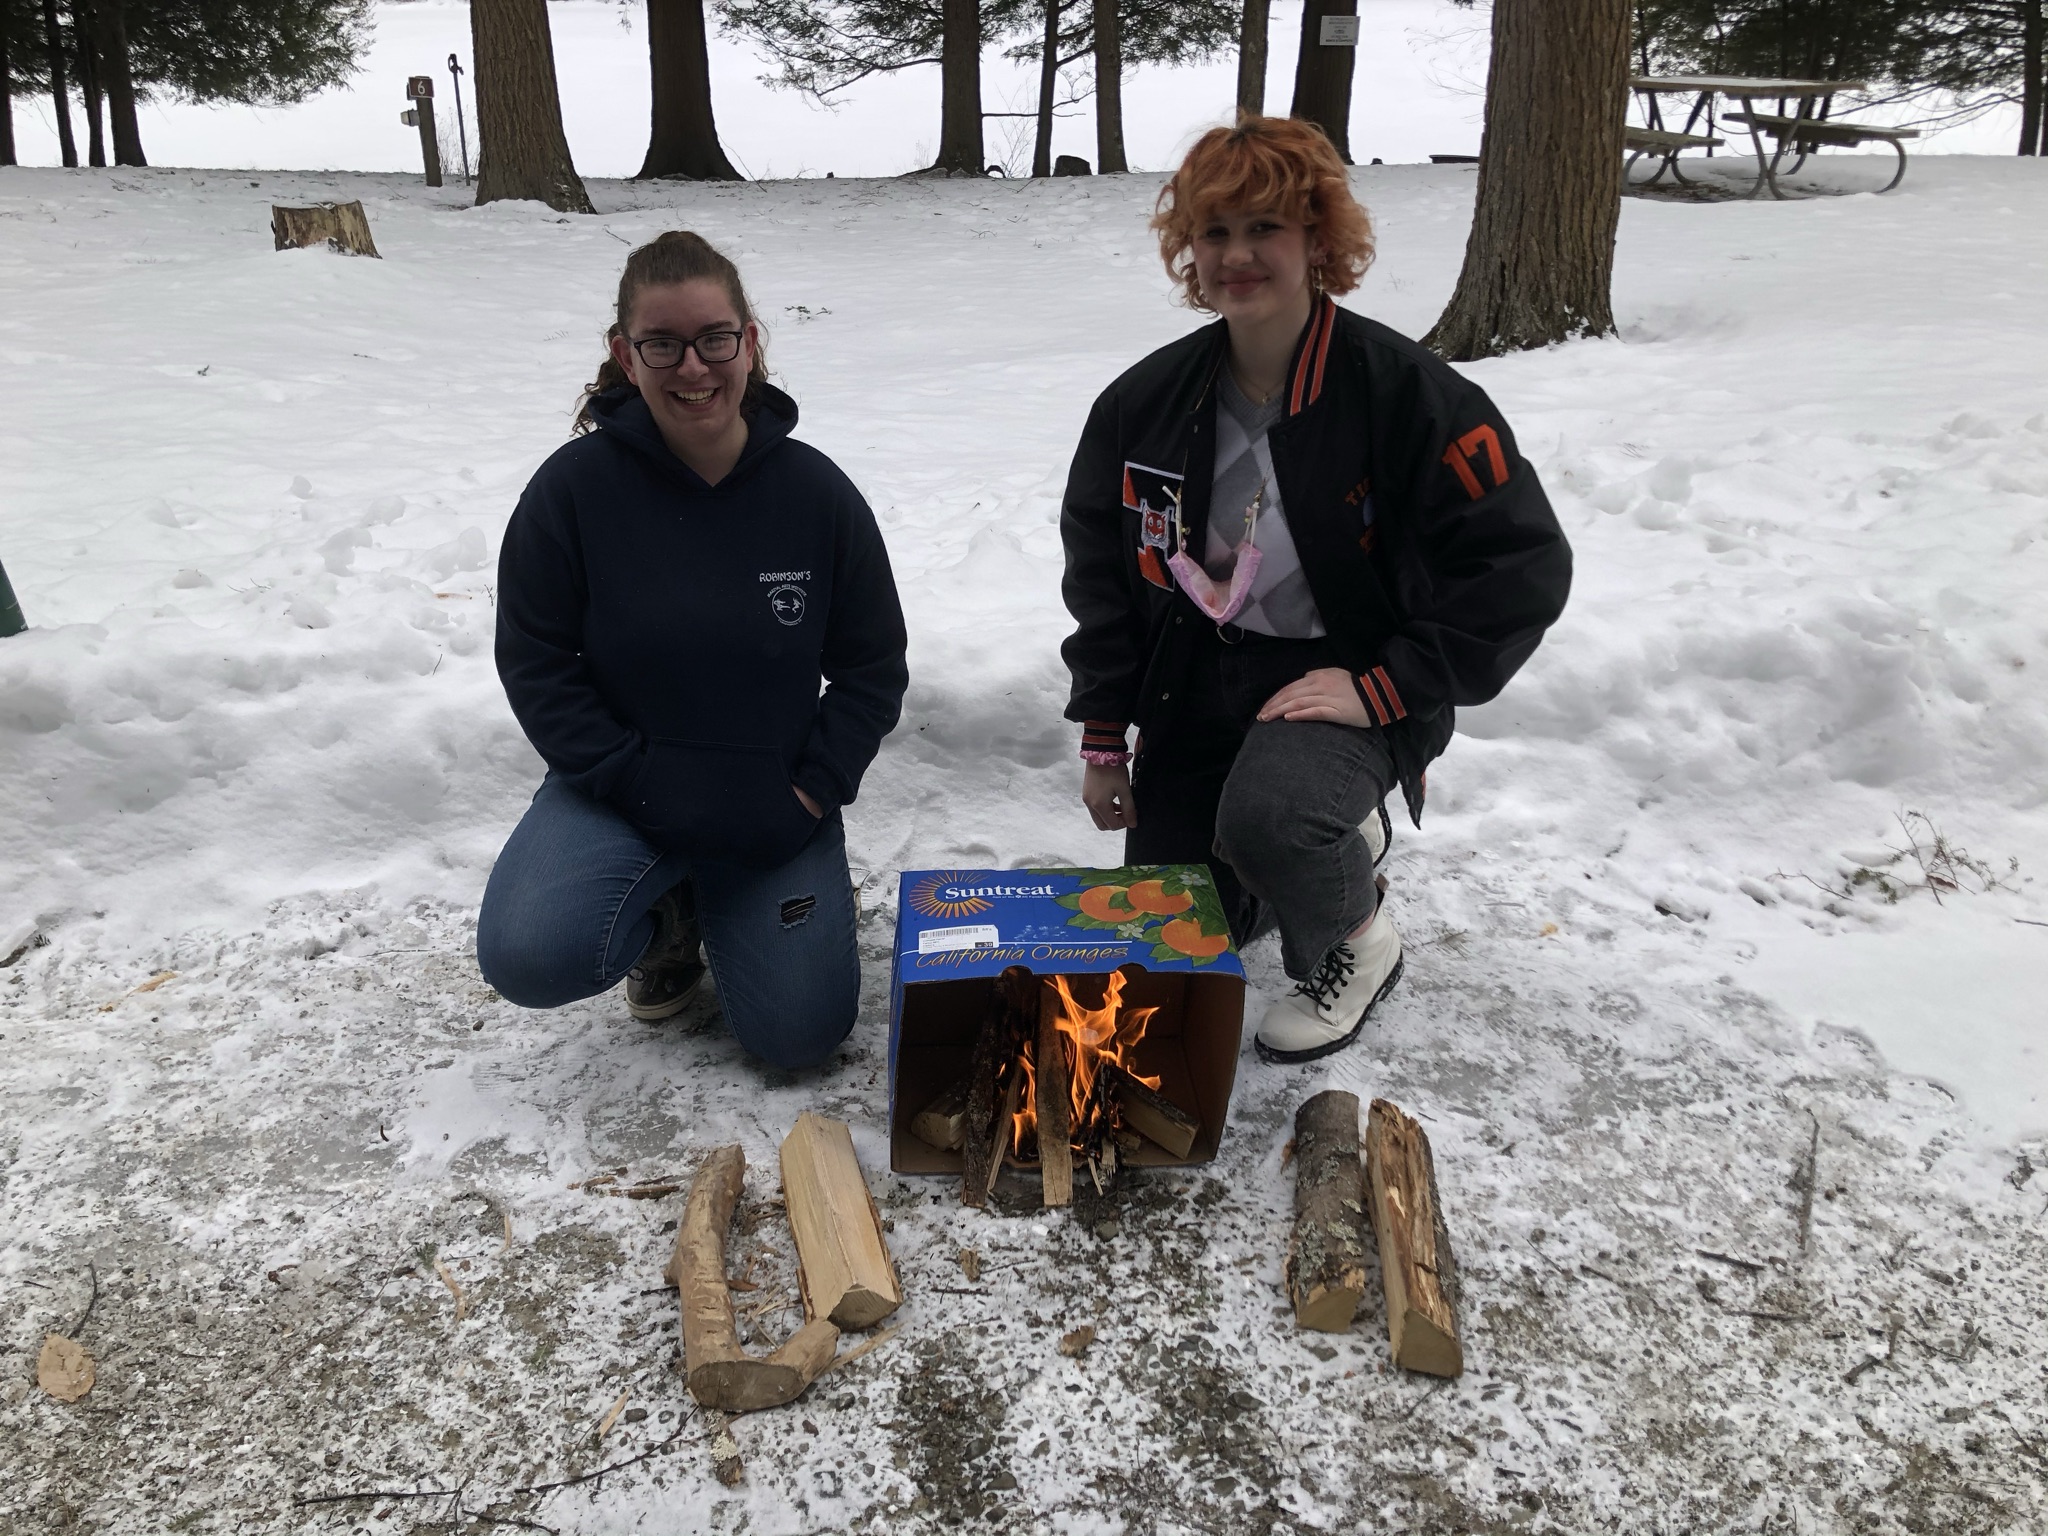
[1628,76,1916,197]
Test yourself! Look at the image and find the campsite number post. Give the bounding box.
[402,76,443,188]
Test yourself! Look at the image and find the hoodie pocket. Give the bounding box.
[619,739,818,868]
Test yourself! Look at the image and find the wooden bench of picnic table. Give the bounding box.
[1721,112,1918,191]
[1623,125,1727,186]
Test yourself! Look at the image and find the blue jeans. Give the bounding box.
[476,776,859,1070]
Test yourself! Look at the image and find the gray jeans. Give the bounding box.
[1128,629,1395,981]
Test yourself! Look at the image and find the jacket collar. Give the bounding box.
[587,382,799,491]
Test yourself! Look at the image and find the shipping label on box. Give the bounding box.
[888,865,1246,1173]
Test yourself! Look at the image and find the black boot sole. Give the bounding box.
[1253,954,1405,1065]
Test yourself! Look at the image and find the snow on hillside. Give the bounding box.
[2,162,2045,1533]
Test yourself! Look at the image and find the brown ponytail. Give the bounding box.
[573,230,770,435]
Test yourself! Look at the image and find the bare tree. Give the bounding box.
[471,0,593,212]
[1423,0,1629,359]
[637,0,740,178]
[0,0,14,165]
[940,0,991,169]
[1236,0,1268,115]
[40,0,77,167]
[1095,0,1126,170]
[75,0,105,165]
[1290,0,1356,159]
[95,0,142,165]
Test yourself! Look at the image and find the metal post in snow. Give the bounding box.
[0,558,26,638]
[447,54,472,184]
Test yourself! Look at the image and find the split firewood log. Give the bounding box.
[780,1112,902,1330]
[1035,986,1074,1208]
[1285,1089,1369,1332]
[962,967,1033,1207]
[665,1145,839,1411]
[1365,1098,1464,1377]
[269,201,380,257]
[910,1079,968,1152]
[1100,1062,1199,1159]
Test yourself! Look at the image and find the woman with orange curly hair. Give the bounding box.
[1058,116,1572,1063]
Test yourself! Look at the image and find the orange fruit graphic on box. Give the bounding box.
[1159,918,1229,957]
[1126,878,1193,916]
[1078,884,1136,923]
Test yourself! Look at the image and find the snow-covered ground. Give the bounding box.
[3,158,2046,1533]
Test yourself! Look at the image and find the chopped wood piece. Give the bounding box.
[270,200,380,257]
[1101,1062,1200,1159]
[781,1112,903,1331]
[911,1079,969,1152]
[665,1145,841,1411]
[1058,1324,1096,1358]
[958,1248,980,1283]
[1035,987,1074,1208]
[961,971,1029,1207]
[1365,1099,1464,1377]
[1285,1090,1368,1333]
[37,1335,94,1402]
[985,1069,1023,1200]
[709,1423,744,1486]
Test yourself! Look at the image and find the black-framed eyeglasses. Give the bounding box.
[628,330,744,368]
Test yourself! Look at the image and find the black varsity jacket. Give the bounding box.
[1058,296,1572,823]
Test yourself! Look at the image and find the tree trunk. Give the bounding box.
[1032,0,1061,176]
[2021,0,2043,156]
[75,1,105,168]
[1422,0,1628,360]
[96,0,143,165]
[636,0,739,179]
[41,0,76,168]
[1236,0,1269,118]
[471,0,594,213]
[935,0,985,172]
[1290,0,1356,161]
[1095,0,1127,173]
[1,0,18,166]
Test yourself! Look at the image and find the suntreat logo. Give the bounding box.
[907,872,1058,920]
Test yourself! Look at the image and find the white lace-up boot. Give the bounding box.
[1253,903,1404,1063]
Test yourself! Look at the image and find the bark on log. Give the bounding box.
[911,1079,969,1152]
[987,1067,1024,1200]
[780,1112,902,1330]
[270,202,381,258]
[1285,1090,1369,1331]
[666,1145,840,1411]
[960,981,1013,1207]
[1036,986,1073,1207]
[1101,1062,1199,1159]
[1365,1098,1463,1376]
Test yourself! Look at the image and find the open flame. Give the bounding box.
[1011,969,1160,1159]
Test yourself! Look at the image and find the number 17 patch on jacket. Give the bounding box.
[1122,460,1183,589]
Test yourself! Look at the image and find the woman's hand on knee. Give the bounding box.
[1082,763,1137,831]
[1258,667,1372,728]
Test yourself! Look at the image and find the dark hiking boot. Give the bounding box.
[626,885,706,1021]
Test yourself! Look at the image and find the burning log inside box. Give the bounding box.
[939,966,1197,1208]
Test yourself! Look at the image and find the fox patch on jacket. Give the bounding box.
[496,385,908,869]
[1059,297,1572,823]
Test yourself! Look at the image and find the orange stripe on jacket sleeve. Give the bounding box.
[1356,672,1392,726]
[1371,666,1407,719]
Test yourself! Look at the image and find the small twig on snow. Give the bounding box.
[1696,1249,1768,1274]
[508,1419,694,1496]
[67,1263,101,1340]
[291,1487,457,1509]
[1795,1111,1821,1255]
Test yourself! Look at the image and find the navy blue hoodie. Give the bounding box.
[496,384,908,869]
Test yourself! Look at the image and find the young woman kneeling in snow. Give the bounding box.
[478,231,907,1069]
[1058,117,1571,1063]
